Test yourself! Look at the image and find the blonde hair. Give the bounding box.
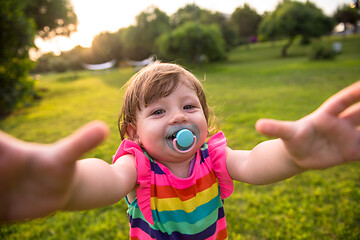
[118,62,217,140]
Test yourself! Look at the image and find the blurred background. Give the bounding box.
[1,0,359,116]
[1,1,360,239]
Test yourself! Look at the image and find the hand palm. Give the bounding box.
[0,143,76,219]
[256,81,360,170]
[0,121,108,220]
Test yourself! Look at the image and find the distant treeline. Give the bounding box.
[32,2,358,73]
[2,0,358,115]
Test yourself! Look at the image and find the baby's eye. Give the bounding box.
[152,109,165,115]
[184,105,195,110]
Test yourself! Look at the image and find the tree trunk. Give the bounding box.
[271,38,276,47]
[281,37,294,57]
[353,24,358,34]
[245,39,250,50]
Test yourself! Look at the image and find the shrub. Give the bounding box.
[156,22,226,63]
[308,42,336,60]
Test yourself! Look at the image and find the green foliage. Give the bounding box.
[0,0,78,114]
[308,41,336,60]
[170,4,203,27]
[47,53,78,72]
[0,1,34,61]
[91,31,124,63]
[33,38,124,73]
[156,22,226,63]
[258,12,278,42]
[33,46,90,73]
[276,1,333,38]
[231,4,262,44]
[0,0,37,116]
[1,35,360,239]
[258,0,335,57]
[209,12,238,50]
[124,6,171,60]
[33,3,239,70]
[24,0,77,38]
[171,4,237,50]
[171,4,224,29]
[0,57,37,116]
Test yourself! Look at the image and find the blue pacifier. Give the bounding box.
[166,125,199,153]
[176,129,194,149]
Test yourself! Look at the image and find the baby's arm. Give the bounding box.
[0,121,137,221]
[226,81,360,185]
[226,140,303,184]
[62,154,137,211]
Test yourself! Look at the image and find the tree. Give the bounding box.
[208,12,237,50]
[156,22,226,63]
[0,0,78,116]
[231,4,262,48]
[170,4,237,50]
[124,6,170,60]
[170,4,204,27]
[91,32,123,64]
[258,0,335,57]
[0,1,36,116]
[24,0,77,38]
[334,4,359,34]
[258,12,279,45]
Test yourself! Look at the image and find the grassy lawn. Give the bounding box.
[1,35,360,239]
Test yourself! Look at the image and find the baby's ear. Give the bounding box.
[126,124,137,140]
[126,124,141,145]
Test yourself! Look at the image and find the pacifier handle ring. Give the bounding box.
[172,136,197,153]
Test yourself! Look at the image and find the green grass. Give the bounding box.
[1,35,360,239]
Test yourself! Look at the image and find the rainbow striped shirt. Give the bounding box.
[113,132,234,239]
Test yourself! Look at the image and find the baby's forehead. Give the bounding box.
[145,74,193,94]
[142,81,198,105]
[177,77,197,90]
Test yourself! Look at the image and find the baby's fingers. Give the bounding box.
[340,102,360,126]
[319,81,360,116]
[256,119,297,140]
[53,121,109,164]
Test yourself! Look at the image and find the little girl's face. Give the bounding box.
[131,78,208,164]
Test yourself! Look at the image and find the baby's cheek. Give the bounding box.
[142,135,162,150]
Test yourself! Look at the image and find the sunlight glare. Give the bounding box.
[70,0,138,47]
[34,0,139,55]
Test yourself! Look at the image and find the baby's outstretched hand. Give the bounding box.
[256,81,360,170]
[0,121,108,221]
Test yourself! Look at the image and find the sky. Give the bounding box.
[34,0,352,56]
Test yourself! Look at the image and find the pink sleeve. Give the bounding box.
[207,132,234,199]
[112,140,154,225]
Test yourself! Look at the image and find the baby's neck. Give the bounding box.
[158,155,196,179]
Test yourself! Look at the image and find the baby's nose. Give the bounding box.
[169,113,188,125]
